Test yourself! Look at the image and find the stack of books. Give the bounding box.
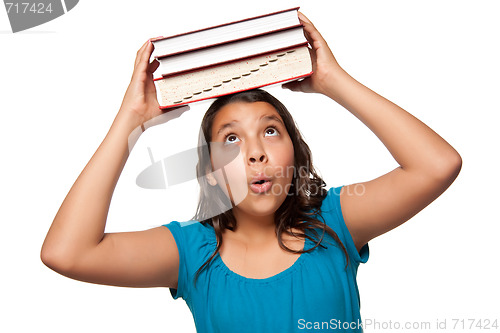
[151,7,312,109]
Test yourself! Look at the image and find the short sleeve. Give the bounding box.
[162,220,217,303]
[321,186,369,264]
[162,221,187,300]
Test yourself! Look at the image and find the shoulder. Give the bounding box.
[163,220,215,249]
[162,220,217,266]
[320,186,343,212]
[319,186,369,264]
[162,220,217,300]
[164,220,210,234]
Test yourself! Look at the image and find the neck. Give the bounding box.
[229,208,276,244]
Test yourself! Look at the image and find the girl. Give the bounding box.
[41,12,461,332]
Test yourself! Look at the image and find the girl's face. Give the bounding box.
[209,101,295,218]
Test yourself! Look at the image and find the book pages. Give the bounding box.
[156,46,311,108]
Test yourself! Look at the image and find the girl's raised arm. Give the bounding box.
[41,41,180,288]
[284,13,462,251]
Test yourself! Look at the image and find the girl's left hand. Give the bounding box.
[282,12,343,95]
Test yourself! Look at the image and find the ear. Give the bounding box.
[205,169,218,186]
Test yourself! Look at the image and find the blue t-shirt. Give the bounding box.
[163,186,369,332]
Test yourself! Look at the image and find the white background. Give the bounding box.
[1,0,499,332]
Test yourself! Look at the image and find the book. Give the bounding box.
[154,26,307,78]
[151,7,312,109]
[151,7,300,58]
[155,45,312,109]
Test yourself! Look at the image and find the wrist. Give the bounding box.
[318,66,352,102]
[115,107,148,132]
[105,109,146,155]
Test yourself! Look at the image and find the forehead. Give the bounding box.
[211,101,283,134]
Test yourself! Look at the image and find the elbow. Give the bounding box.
[432,149,462,186]
[40,243,75,275]
[451,151,462,178]
[40,244,61,272]
[40,244,54,269]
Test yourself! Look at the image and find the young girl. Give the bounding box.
[41,13,461,332]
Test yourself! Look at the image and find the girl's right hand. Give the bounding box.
[282,12,344,97]
[118,40,162,128]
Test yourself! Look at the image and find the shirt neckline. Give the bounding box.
[207,225,313,284]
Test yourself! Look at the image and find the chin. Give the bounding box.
[237,193,287,217]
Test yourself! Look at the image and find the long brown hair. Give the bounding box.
[193,89,348,282]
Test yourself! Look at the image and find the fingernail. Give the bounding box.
[298,12,310,23]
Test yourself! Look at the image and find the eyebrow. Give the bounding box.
[216,114,284,136]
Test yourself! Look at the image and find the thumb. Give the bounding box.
[282,79,308,92]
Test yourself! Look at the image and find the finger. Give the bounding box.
[135,40,155,73]
[282,80,303,92]
[298,11,317,31]
[297,11,311,24]
[134,40,151,68]
[297,12,313,45]
[298,12,327,47]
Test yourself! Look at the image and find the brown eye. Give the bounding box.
[265,127,278,136]
[225,134,240,144]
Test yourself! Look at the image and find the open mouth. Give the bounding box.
[250,179,272,193]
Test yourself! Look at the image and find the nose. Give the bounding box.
[246,140,268,164]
